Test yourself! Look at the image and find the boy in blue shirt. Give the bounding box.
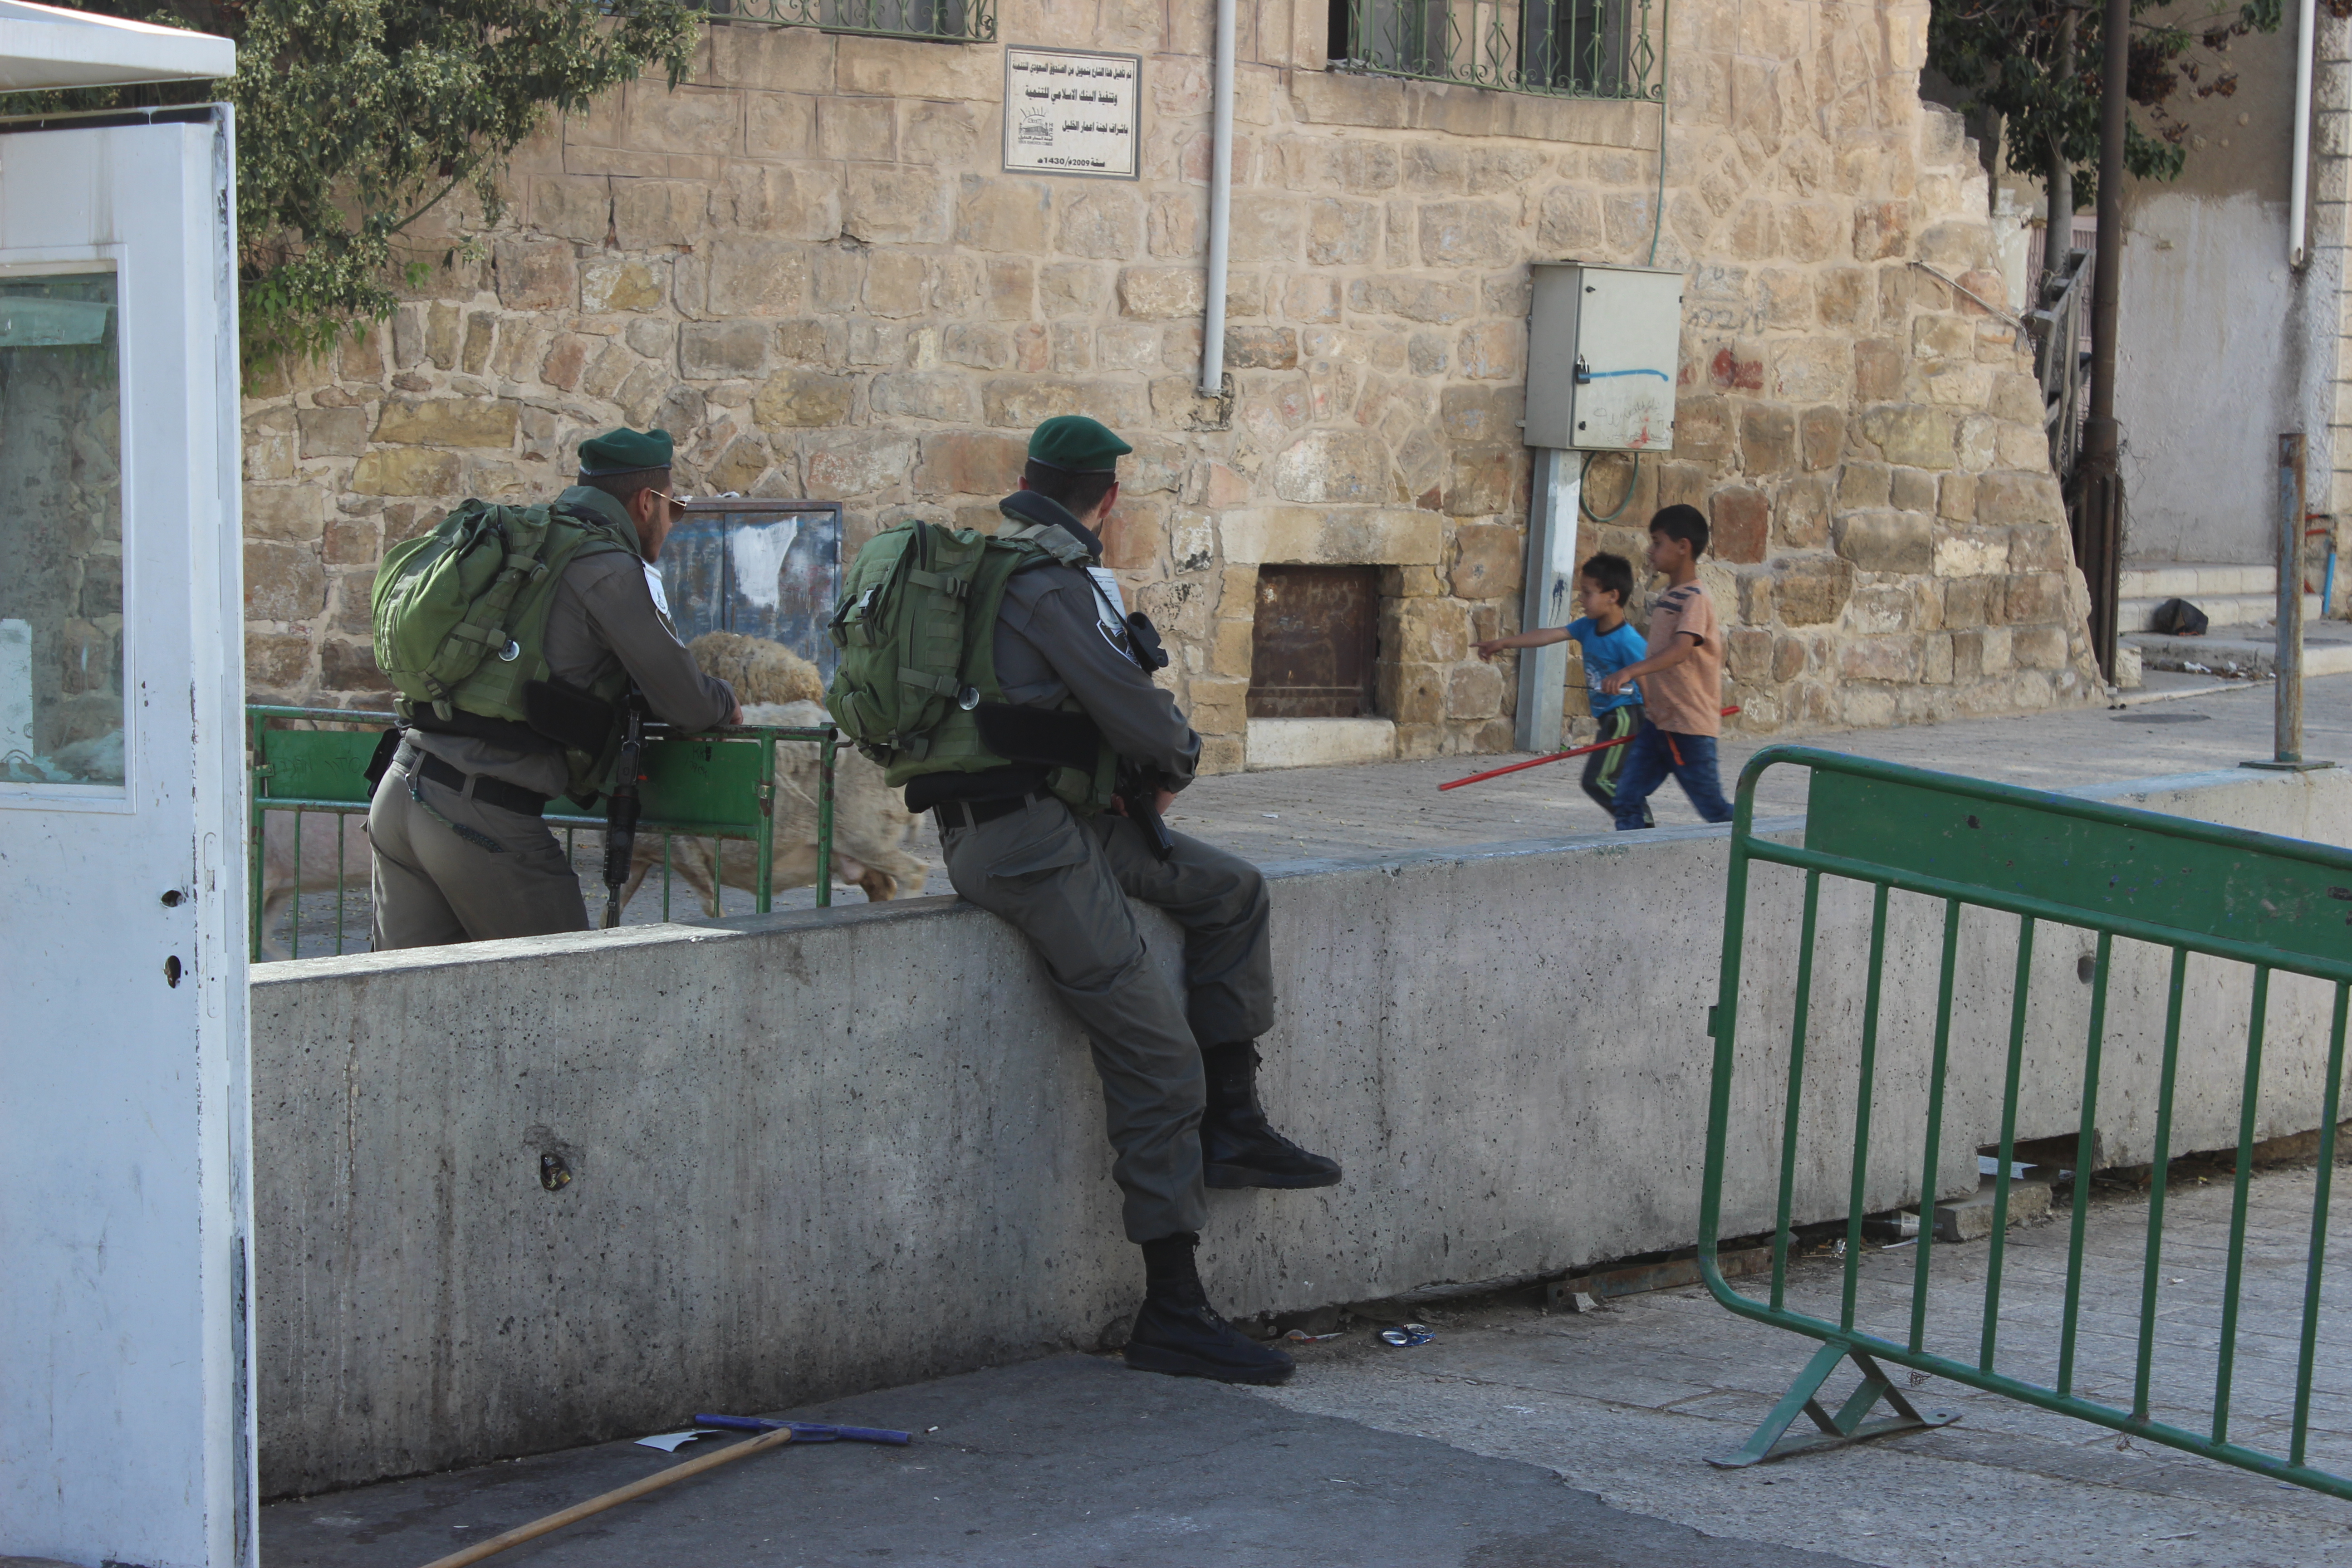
[1475,553,1653,827]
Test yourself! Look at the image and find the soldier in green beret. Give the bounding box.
[367,427,740,947]
[896,414,1340,1385]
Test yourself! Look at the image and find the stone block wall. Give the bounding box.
[239,0,2102,769]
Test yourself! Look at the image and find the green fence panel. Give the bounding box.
[1805,767,2352,969]
[254,724,387,807]
[1699,745,2352,1501]
[247,706,838,960]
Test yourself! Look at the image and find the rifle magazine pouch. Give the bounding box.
[1124,611,1171,671]
[363,727,402,791]
[524,678,618,753]
[975,702,1101,772]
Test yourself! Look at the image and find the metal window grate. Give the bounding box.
[1333,0,1662,101]
[698,0,995,44]
[1248,566,1382,720]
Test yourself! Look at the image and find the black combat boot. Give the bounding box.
[1122,1233,1295,1385]
[1200,1041,1343,1190]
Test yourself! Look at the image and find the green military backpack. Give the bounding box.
[371,499,635,729]
[826,518,1116,811]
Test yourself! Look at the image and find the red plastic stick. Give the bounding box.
[1436,707,1742,791]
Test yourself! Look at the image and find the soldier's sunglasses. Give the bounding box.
[647,489,693,517]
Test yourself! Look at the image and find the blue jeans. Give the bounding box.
[1612,720,1732,830]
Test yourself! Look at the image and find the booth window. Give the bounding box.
[1248,566,1382,719]
[0,270,123,789]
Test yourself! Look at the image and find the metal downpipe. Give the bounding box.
[1199,0,1235,396]
[2293,0,2317,268]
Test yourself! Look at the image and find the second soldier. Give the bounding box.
[830,415,1339,1385]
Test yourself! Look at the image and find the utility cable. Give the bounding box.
[1580,449,1641,524]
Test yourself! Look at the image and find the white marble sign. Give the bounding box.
[1003,47,1141,179]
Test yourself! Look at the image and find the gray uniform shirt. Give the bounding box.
[409,486,737,799]
[994,564,1201,791]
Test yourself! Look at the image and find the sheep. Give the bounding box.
[615,636,929,914]
[616,698,928,912]
[686,629,825,706]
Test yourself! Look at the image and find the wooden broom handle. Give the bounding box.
[416,1425,794,1568]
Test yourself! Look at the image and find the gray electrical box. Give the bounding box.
[1524,261,1684,451]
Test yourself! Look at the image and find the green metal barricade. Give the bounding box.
[247,706,839,960]
[1698,745,2352,1499]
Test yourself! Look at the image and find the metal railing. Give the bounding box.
[2026,247,2092,484]
[698,0,995,43]
[1333,0,1663,100]
[247,706,838,962]
[1697,745,2352,1499]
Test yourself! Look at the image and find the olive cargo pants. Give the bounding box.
[940,796,1274,1242]
[367,756,591,949]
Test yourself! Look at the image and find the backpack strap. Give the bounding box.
[999,520,1093,566]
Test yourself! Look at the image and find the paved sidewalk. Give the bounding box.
[261,1161,2352,1567]
[1155,670,2352,872]
[1257,1160,2352,1568]
[262,1356,1861,1568]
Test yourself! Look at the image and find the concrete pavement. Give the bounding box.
[260,1157,2352,1566]
[260,1354,1862,1568]
[1257,1157,2352,1568]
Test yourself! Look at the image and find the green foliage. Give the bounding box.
[1,0,702,382]
[1929,0,2281,208]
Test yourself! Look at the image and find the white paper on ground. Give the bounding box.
[634,1430,714,1452]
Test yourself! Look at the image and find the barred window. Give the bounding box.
[1329,0,1658,101]
[699,0,993,44]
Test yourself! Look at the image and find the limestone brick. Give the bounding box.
[533,176,611,246]
[681,321,769,378]
[1739,403,1798,473]
[1443,446,1517,515]
[612,180,709,248]
[1833,509,1933,574]
[244,484,328,544]
[708,238,811,316]
[1348,274,1478,323]
[844,167,949,244]
[745,91,817,159]
[1710,485,1770,562]
[982,377,1149,429]
[244,540,327,622]
[1058,187,1145,260]
[1775,473,1832,548]
[803,431,917,500]
[753,371,856,428]
[716,163,842,240]
[423,303,461,369]
[1119,266,1205,319]
[915,431,1028,495]
[298,407,370,460]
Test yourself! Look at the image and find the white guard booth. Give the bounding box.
[0,5,249,1567]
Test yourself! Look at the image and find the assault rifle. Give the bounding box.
[601,700,647,928]
[1117,763,1176,862]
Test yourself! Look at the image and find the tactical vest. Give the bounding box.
[827,518,1119,813]
[370,499,641,800]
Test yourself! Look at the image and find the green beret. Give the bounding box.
[1027,414,1132,473]
[578,426,674,478]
